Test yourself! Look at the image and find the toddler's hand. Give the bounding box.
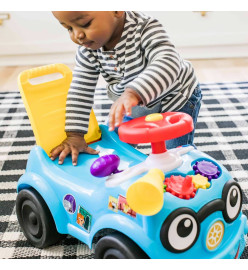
[108,88,141,131]
[49,132,99,166]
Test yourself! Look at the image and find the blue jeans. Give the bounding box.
[111,84,202,149]
[165,84,202,149]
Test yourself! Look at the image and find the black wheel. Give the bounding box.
[94,232,149,259]
[16,188,66,248]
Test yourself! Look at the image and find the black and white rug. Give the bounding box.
[0,82,248,259]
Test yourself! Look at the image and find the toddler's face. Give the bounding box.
[52,11,124,50]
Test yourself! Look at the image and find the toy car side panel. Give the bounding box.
[88,213,152,254]
[17,172,68,233]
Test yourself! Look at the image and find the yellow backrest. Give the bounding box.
[18,64,101,155]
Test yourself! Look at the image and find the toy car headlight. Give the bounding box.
[222,180,242,223]
[160,208,200,253]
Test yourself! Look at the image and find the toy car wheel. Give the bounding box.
[16,188,66,248]
[94,232,149,259]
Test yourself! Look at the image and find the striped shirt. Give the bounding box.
[65,11,198,134]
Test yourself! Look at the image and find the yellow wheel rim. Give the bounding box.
[206,221,224,250]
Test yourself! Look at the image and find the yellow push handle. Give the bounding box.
[126,169,165,216]
[20,63,71,81]
[18,64,101,155]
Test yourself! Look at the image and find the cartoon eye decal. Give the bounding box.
[222,180,242,223]
[160,208,200,253]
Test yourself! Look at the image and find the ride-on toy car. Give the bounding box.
[16,64,248,259]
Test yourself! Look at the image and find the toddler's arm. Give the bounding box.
[125,18,181,107]
[109,18,182,129]
[51,47,100,165]
[50,132,99,166]
[108,88,141,131]
[65,48,99,135]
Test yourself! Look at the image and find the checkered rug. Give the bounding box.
[0,82,248,259]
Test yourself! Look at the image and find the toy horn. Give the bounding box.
[126,169,165,216]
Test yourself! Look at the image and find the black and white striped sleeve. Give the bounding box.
[126,19,181,106]
[65,48,99,134]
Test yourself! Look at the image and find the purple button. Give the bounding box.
[193,160,220,180]
[90,154,121,177]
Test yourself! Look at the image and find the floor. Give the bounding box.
[0,58,248,92]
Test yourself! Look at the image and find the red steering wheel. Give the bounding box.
[118,112,194,154]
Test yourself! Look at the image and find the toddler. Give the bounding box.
[50,11,202,165]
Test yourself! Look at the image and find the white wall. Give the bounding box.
[0,11,77,65]
[0,12,76,54]
[146,11,248,59]
[1,11,248,66]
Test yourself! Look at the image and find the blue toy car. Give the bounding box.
[16,64,248,259]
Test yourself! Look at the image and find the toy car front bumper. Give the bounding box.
[235,215,248,259]
[211,214,248,259]
[145,214,248,259]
